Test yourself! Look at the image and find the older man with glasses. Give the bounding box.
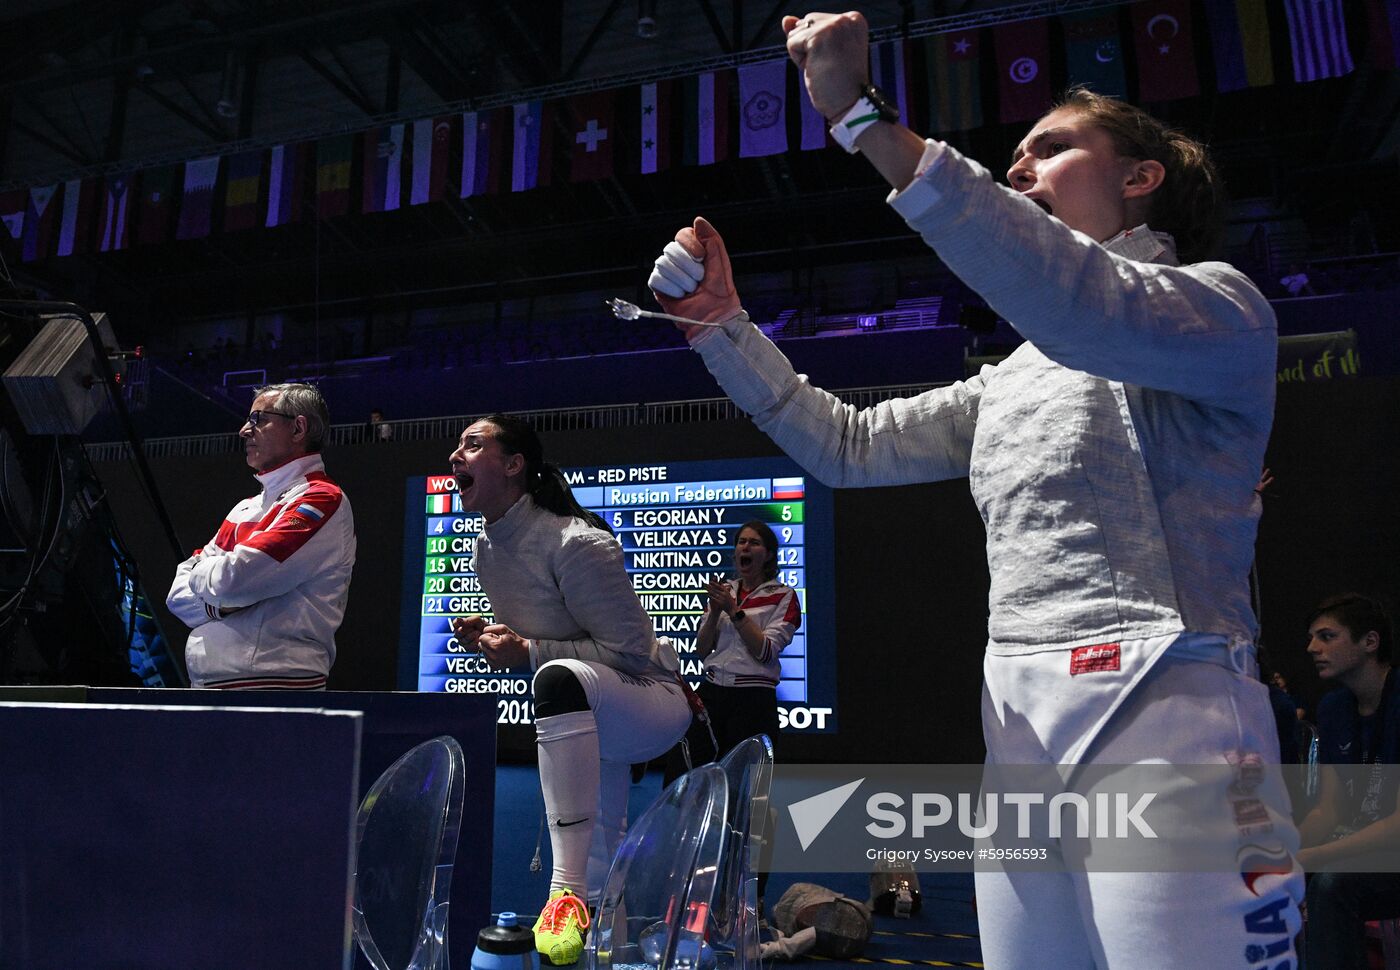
[166,382,356,689]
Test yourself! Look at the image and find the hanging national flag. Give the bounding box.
[1204,0,1275,92]
[362,125,404,213]
[461,109,508,197]
[1364,0,1400,69]
[266,143,308,227]
[1132,0,1201,101]
[869,40,911,127]
[511,101,552,192]
[97,175,132,252]
[56,177,99,257]
[925,31,984,133]
[737,60,788,158]
[137,165,177,244]
[176,156,220,240]
[0,190,25,242]
[22,184,60,262]
[1063,10,1126,97]
[640,81,674,173]
[411,116,453,204]
[567,91,617,182]
[994,19,1052,124]
[683,71,730,166]
[316,136,353,218]
[1284,0,1354,81]
[223,150,262,232]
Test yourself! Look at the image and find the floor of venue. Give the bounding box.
[491,764,984,970]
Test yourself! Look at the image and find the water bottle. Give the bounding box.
[473,912,539,970]
[869,861,922,918]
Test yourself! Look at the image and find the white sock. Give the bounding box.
[536,709,600,895]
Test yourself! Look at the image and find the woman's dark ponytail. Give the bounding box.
[482,414,613,534]
[533,459,613,534]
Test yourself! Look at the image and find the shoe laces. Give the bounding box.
[540,892,591,934]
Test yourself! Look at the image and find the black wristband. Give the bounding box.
[732,610,747,624]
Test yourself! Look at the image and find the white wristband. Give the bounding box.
[829,95,882,154]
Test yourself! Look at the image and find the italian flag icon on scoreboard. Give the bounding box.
[403,456,836,734]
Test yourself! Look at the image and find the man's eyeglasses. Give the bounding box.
[244,409,296,429]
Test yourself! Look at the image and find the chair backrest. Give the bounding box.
[587,764,728,970]
[708,736,774,970]
[354,735,467,970]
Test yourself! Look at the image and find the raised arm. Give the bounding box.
[887,147,1276,414]
[783,11,1275,415]
[650,217,982,488]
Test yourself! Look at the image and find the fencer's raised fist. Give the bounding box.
[781,11,869,122]
[648,216,740,338]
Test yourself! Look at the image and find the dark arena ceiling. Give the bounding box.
[1,0,1398,344]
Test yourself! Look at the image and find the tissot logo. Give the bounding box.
[787,778,863,850]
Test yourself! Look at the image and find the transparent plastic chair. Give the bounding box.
[587,764,729,970]
[354,735,467,970]
[708,736,774,970]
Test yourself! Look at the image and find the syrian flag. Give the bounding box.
[176,156,221,240]
[22,184,59,262]
[640,81,674,174]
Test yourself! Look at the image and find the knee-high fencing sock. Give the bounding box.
[536,709,601,895]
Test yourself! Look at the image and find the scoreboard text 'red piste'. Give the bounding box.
[402,457,836,733]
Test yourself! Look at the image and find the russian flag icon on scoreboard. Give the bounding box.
[773,477,804,500]
[426,493,454,514]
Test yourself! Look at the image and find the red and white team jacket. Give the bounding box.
[703,578,801,688]
[167,453,356,689]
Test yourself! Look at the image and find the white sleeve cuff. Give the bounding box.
[886,140,950,221]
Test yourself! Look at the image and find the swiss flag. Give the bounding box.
[567,92,616,182]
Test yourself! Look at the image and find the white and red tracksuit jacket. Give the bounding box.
[167,452,356,689]
[703,578,801,688]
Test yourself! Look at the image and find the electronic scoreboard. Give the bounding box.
[399,456,836,735]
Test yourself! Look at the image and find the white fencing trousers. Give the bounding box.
[533,658,692,901]
[975,649,1305,969]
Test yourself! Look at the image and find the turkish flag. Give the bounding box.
[1132,0,1201,101]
